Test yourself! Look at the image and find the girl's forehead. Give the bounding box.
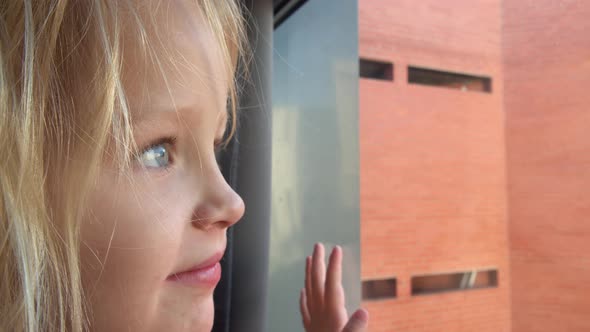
[121,1,229,121]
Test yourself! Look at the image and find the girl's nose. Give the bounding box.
[190,162,245,231]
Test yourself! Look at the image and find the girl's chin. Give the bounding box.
[163,292,215,331]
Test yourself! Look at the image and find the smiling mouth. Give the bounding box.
[166,251,224,288]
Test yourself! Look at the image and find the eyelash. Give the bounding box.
[137,136,225,171]
[141,136,177,154]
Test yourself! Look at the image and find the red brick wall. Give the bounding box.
[504,1,590,331]
[359,1,511,331]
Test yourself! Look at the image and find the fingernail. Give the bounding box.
[331,245,341,256]
[352,309,369,322]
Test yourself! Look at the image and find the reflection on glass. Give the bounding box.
[269,0,360,331]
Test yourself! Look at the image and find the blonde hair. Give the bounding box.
[0,1,247,331]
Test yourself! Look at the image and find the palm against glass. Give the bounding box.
[300,243,369,332]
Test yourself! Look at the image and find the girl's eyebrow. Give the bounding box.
[133,112,178,133]
[133,106,229,142]
[133,104,202,130]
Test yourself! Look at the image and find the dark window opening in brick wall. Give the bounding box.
[362,278,397,300]
[408,66,492,93]
[360,58,394,81]
[411,269,498,296]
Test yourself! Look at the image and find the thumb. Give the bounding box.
[342,309,369,332]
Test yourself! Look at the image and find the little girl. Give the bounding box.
[0,0,368,331]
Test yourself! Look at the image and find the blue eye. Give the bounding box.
[139,143,171,169]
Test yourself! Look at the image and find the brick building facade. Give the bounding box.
[359,1,590,331]
[504,1,590,331]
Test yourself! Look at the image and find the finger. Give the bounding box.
[305,256,313,312]
[299,288,311,330]
[325,246,347,322]
[311,243,326,309]
[342,309,369,332]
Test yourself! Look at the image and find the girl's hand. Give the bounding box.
[300,243,369,332]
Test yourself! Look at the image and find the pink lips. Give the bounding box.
[166,251,223,287]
